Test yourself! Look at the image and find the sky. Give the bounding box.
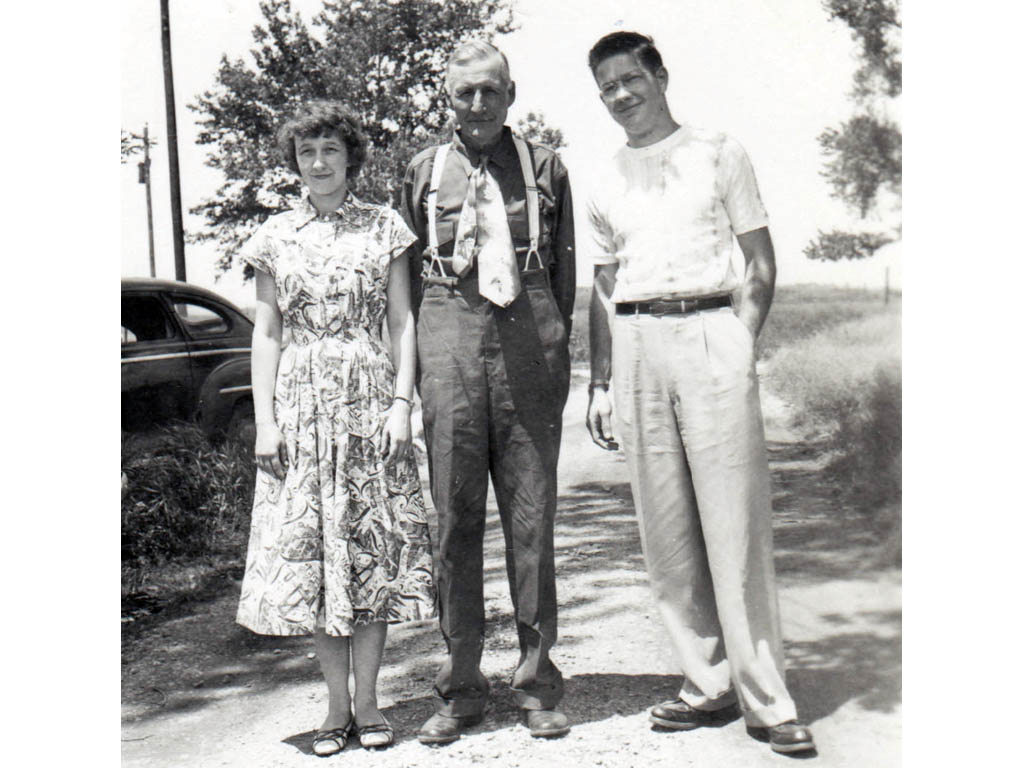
[121,0,902,308]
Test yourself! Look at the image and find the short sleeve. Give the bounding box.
[718,136,769,236]
[381,206,417,262]
[237,220,278,277]
[586,194,619,266]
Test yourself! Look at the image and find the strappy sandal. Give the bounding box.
[357,717,394,750]
[312,722,353,757]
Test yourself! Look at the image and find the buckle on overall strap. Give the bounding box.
[421,246,450,279]
[426,135,545,280]
[512,134,542,273]
[523,247,543,272]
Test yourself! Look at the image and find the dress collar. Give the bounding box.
[451,126,517,171]
[294,190,360,230]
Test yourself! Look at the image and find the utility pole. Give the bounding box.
[161,0,186,281]
[138,124,156,278]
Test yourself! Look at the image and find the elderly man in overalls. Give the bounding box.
[399,40,575,744]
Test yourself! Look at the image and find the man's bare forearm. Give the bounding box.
[589,264,618,385]
[735,227,776,338]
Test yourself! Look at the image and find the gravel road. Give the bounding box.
[122,371,901,767]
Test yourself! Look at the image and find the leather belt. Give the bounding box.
[615,295,733,316]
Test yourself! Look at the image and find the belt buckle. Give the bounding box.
[678,299,692,315]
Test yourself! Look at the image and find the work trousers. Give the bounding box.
[417,273,570,716]
[612,307,797,728]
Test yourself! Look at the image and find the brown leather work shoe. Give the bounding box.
[649,699,739,730]
[766,720,816,754]
[525,708,570,738]
[416,712,483,745]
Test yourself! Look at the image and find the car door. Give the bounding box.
[169,294,253,432]
[121,291,195,429]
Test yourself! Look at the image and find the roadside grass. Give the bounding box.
[121,423,254,603]
[766,308,902,565]
[756,285,897,360]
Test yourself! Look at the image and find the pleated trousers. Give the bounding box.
[612,307,797,728]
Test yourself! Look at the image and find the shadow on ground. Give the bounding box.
[123,431,899,732]
[786,616,902,723]
[276,672,687,756]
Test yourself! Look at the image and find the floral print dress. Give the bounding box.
[236,194,435,637]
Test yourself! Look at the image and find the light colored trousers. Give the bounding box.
[612,307,797,727]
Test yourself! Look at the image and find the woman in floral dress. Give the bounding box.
[235,101,435,755]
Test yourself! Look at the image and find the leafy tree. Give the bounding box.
[805,0,901,262]
[516,110,565,150]
[190,0,521,273]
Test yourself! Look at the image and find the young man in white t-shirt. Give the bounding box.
[584,31,815,755]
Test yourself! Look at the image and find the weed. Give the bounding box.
[121,422,255,593]
[767,311,901,565]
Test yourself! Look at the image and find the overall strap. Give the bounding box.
[428,138,541,274]
[426,143,451,258]
[511,134,541,270]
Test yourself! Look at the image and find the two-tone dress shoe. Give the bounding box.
[416,712,483,745]
[649,699,739,730]
[525,708,570,738]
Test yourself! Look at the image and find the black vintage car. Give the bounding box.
[121,278,254,439]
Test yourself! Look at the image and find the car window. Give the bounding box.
[122,295,174,344]
[173,300,230,337]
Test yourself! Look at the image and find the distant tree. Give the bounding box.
[516,110,565,150]
[805,0,901,262]
[190,0,522,273]
[121,129,152,164]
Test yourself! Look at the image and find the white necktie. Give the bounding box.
[452,156,521,307]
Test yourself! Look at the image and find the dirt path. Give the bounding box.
[122,371,901,767]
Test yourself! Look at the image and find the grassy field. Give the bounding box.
[568,283,899,364]
[765,296,901,564]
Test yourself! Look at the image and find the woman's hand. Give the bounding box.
[254,422,289,480]
[382,399,413,467]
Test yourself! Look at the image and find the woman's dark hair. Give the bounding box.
[587,31,664,76]
[276,100,368,181]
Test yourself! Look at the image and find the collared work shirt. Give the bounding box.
[586,124,768,302]
[400,127,576,331]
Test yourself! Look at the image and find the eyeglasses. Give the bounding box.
[598,71,648,101]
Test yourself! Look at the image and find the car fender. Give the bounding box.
[197,356,252,435]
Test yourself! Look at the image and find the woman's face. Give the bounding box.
[295,132,349,201]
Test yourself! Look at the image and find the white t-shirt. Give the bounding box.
[586,124,768,302]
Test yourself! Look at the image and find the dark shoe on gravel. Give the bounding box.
[650,699,739,730]
[417,712,483,745]
[312,722,353,757]
[766,720,816,754]
[525,708,570,738]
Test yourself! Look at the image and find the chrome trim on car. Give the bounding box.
[219,384,253,395]
[121,351,190,364]
[190,347,251,357]
[121,347,250,364]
